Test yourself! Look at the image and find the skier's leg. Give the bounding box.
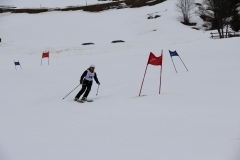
[75,84,87,99]
[82,82,93,98]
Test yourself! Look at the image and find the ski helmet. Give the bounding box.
[90,64,95,68]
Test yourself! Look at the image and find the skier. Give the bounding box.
[74,64,100,102]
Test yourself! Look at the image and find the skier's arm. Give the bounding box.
[94,73,100,85]
[80,71,87,84]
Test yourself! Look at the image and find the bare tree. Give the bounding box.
[176,0,196,24]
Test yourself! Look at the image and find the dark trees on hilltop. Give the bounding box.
[198,0,240,38]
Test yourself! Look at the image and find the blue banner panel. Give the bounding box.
[169,50,179,57]
[14,62,20,65]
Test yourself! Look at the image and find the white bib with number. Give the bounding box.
[85,70,95,81]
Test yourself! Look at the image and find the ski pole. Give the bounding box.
[62,84,81,100]
[96,85,99,96]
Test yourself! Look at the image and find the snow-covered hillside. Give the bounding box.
[0,0,240,160]
[0,0,103,8]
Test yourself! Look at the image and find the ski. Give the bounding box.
[76,99,94,103]
[87,100,94,102]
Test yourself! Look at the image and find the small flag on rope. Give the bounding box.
[14,61,22,70]
[41,51,49,65]
[169,50,188,73]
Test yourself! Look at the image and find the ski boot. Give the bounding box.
[80,97,87,103]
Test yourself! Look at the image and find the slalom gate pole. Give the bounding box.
[139,64,148,96]
[159,52,163,94]
[171,56,177,73]
[178,56,188,71]
[96,85,99,96]
[62,84,81,100]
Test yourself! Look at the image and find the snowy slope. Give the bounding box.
[0,0,105,8]
[0,0,240,160]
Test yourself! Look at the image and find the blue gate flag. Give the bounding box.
[14,61,22,70]
[14,61,20,65]
[169,50,179,57]
[168,50,188,72]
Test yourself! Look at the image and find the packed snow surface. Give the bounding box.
[0,0,240,160]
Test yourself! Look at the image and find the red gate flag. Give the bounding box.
[42,52,49,58]
[148,52,162,66]
[139,50,163,96]
[41,51,49,65]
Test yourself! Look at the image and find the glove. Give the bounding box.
[97,82,100,85]
[80,80,82,84]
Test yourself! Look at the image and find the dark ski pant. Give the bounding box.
[75,80,92,99]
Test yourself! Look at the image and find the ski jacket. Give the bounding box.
[80,68,99,84]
